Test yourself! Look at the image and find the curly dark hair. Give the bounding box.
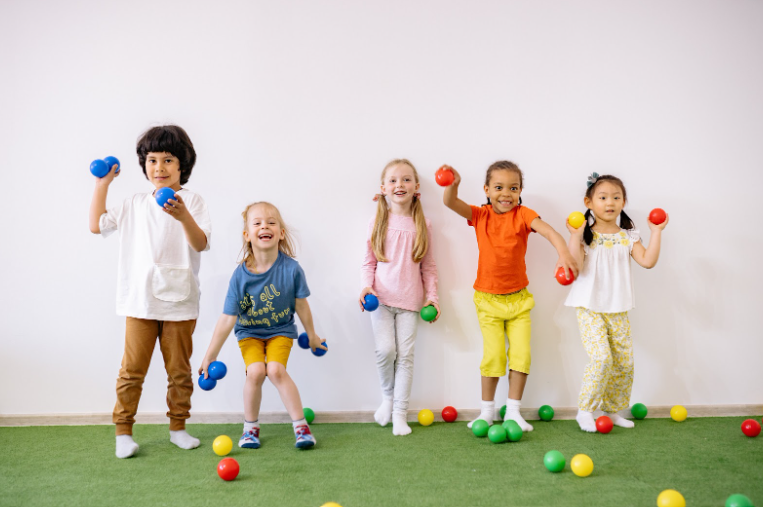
[136,125,196,185]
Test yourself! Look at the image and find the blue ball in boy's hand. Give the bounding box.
[208,361,227,380]
[103,156,120,174]
[90,159,109,178]
[297,332,310,350]
[311,341,328,357]
[363,294,379,312]
[155,187,176,208]
[198,374,217,391]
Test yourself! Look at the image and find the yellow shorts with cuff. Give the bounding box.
[238,335,294,368]
[473,288,535,376]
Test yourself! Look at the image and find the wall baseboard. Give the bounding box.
[1,404,760,427]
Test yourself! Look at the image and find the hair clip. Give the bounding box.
[372,193,383,202]
[586,172,600,188]
[414,193,421,199]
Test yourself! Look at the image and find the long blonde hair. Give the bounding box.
[239,202,297,268]
[372,159,428,263]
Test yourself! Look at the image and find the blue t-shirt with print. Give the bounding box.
[223,252,310,341]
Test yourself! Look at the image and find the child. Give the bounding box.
[360,159,439,436]
[199,202,324,449]
[565,173,667,432]
[442,161,577,432]
[88,125,211,458]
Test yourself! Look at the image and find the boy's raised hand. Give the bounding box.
[95,163,119,187]
[164,193,191,222]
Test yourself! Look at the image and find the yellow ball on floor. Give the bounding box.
[570,454,594,477]
[213,435,233,456]
[321,503,343,507]
[418,409,435,426]
[670,405,688,422]
[657,489,686,507]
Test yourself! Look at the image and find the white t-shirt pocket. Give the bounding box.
[152,264,191,302]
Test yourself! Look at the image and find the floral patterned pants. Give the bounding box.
[576,308,634,413]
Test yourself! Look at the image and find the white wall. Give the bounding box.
[1,0,761,417]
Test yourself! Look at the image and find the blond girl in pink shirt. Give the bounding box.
[360,159,439,436]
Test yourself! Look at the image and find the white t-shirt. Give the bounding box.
[564,228,640,314]
[99,189,212,320]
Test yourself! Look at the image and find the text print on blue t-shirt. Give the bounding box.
[237,284,290,327]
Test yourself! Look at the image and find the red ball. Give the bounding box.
[649,208,666,225]
[217,457,240,481]
[435,166,454,187]
[741,419,761,438]
[596,415,614,434]
[441,406,458,422]
[555,267,575,286]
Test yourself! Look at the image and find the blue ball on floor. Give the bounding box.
[363,294,379,312]
[298,332,310,349]
[198,374,217,391]
[208,361,227,380]
[312,341,328,357]
[155,187,177,208]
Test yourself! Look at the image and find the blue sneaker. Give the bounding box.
[294,425,316,449]
[239,428,261,449]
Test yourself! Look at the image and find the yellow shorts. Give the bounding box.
[238,336,294,368]
[473,289,535,376]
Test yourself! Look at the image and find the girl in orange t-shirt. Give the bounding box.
[441,161,578,432]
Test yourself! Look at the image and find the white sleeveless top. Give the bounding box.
[564,228,640,313]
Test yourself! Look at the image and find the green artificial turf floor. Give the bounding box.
[0,417,760,507]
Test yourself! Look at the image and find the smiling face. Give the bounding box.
[484,169,522,214]
[585,180,625,224]
[145,152,182,190]
[381,163,420,209]
[243,204,285,253]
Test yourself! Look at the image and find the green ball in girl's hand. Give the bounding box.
[631,403,648,420]
[420,305,437,322]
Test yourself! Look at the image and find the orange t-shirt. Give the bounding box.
[468,204,539,294]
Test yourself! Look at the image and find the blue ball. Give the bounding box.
[363,294,379,312]
[90,159,109,178]
[312,341,328,357]
[208,361,227,380]
[297,332,310,350]
[103,156,120,174]
[198,374,217,391]
[155,187,176,208]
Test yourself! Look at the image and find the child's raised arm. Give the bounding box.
[531,218,579,280]
[441,166,472,220]
[295,298,327,353]
[88,164,119,234]
[199,314,237,378]
[631,214,668,268]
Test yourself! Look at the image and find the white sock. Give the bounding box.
[116,435,139,459]
[467,400,495,429]
[244,420,259,432]
[170,429,200,450]
[576,409,597,432]
[606,413,635,428]
[374,396,393,427]
[392,411,412,436]
[504,399,533,432]
[292,418,307,429]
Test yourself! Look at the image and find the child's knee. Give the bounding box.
[375,345,397,364]
[265,361,287,382]
[246,363,266,384]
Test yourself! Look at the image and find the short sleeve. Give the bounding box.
[467,205,484,227]
[520,206,540,233]
[626,228,641,250]
[223,268,241,315]
[98,198,129,238]
[186,192,212,251]
[293,263,311,299]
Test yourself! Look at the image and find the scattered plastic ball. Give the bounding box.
[543,450,565,473]
[657,489,685,507]
[208,361,227,380]
[725,493,754,507]
[741,419,761,438]
[499,405,506,419]
[321,503,344,507]
[312,341,328,357]
[555,266,575,286]
[420,305,437,322]
[435,166,454,186]
[363,294,379,311]
[596,415,614,434]
[631,403,648,420]
[568,211,585,229]
[472,419,489,437]
[297,332,310,349]
[155,187,176,208]
[441,406,457,423]
[670,405,687,422]
[217,457,239,481]
[212,435,233,456]
[487,424,507,443]
[502,420,523,442]
[304,407,315,424]
[570,454,594,477]
[198,374,217,391]
[538,405,554,421]
[418,409,434,426]
[649,208,667,225]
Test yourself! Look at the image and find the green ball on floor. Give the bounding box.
[502,420,523,442]
[544,450,565,473]
[304,407,315,424]
[538,405,554,421]
[631,403,648,420]
[725,494,753,507]
[499,405,506,419]
[487,425,507,443]
[472,419,489,438]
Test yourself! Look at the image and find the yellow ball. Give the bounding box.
[320,503,343,507]
[670,405,688,422]
[568,211,586,229]
[657,489,686,507]
[570,454,594,477]
[213,435,233,456]
[418,409,434,426]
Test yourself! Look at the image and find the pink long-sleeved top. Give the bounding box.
[361,214,438,312]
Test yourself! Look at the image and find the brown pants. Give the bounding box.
[113,317,196,435]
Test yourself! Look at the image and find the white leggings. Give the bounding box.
[369,304,418,413]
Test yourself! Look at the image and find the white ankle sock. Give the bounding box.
[504,399,533,432]
[116,435,139,458]
[392,411,412,436]
[244,420,259,432]
[606,413,635,428]
[170,430,200,450]
[576,409,597,432]
[374,396,393,427]
[292,418,308,430]
[468,400,495,429]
